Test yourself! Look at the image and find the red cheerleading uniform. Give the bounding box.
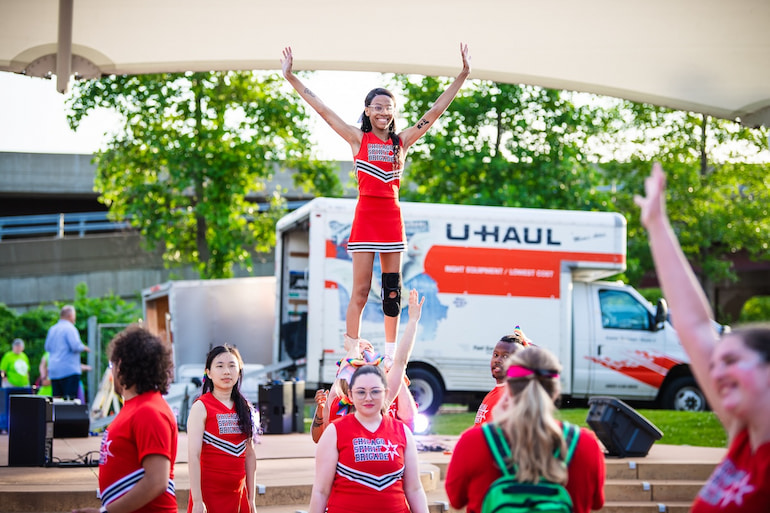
[691,429,770,512]
[327,414,410,513]
[445,423,605,513]
[188,392,251,513]
[474,384,506,426]
[98,391,178,513]
[347,131,406,253]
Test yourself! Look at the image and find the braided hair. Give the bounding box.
[360,88,403,170]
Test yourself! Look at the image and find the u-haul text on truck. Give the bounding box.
[275,198,706,414]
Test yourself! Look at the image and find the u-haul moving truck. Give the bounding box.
[274,198,706,414]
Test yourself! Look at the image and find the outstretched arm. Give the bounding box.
[281,47,362,150]
[634,163,724,425]
[387,289,424,403]
[399,43,471,150]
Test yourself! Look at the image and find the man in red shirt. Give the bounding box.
[474,328,528,426]
[74,326,177,513]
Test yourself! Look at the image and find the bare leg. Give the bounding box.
[346,252,375,339]
[380,252,403,343]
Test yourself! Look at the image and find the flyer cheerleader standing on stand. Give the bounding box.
[187,345,258,513]
[281,44,470,355]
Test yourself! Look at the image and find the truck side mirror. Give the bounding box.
[654,298,669,331]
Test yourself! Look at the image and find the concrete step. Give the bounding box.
[0,462,441,513]
[599,502,692,513]
[0,433,725,513]
[604,480,704,503]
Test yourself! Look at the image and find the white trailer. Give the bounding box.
[142,277,276,417]
[274,198,706,414]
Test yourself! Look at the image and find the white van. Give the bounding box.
[273,198,706,414]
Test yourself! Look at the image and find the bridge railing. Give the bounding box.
[0,201,309,241]
[0,212,132,241]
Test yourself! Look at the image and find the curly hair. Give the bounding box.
[108,325,172,395]
[200,344,255,440]
[360,87,403,170]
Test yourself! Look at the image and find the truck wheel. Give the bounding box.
[662,376,708,411]
[407,368,444,415]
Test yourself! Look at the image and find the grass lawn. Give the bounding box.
[429,408,727,448]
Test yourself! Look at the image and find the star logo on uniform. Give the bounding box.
[101,438,115,461]
[379,440,399,460]
[719,474,755,507]
[475,404,489,424]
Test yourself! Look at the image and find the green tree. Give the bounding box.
[392,77,614,211]
[68,71,342,279]
[598,105,770,308]
[0,283,142,388]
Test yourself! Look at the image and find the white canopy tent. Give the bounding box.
[1,0,769,127]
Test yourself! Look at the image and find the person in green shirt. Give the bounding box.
[1,338,30,388]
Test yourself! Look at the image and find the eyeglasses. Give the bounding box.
[367,104,395,114]
[352,388,385,400]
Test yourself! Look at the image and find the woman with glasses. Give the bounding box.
[281,44,470,355]
[311,289,423,443]
[308,364,428,513]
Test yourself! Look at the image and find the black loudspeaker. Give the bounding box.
[292,380,305,433]
[587,396,663,457]
[53,401,90,438]
[258,382,293,434]
[0,387,34,432]
[8,395,53,467]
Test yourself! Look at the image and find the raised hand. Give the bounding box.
[281,46,294,78]
[633,162,667,229]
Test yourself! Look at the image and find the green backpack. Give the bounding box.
[481,421,580,513]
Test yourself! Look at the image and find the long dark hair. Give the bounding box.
[201,344,254,439]
[360,87,403,170]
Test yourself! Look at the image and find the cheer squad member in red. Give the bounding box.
[281,44,470,355]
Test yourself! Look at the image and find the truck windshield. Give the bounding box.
[598,289,651,331]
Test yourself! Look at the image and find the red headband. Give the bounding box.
[506,365,560,379]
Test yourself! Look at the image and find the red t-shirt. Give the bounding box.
[354,131,402,198]
[327,414,410,513]
[691,429,770,512]
[98,391,178,512]
[474,384,506,426]
[445,423,605,513]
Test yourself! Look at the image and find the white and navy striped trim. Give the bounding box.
[347,241,406,253]
[355,160,402,182]
[336,461,404,491]
[100,468,175,506]
[203,431,247,457]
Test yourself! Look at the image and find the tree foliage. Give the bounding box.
[0,283,141,386]
[67,71,342,279]
[392,77,615,211]
[598,105,770,289]
[390,76,770,309]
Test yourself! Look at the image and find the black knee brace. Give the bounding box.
[381,272,402,317]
